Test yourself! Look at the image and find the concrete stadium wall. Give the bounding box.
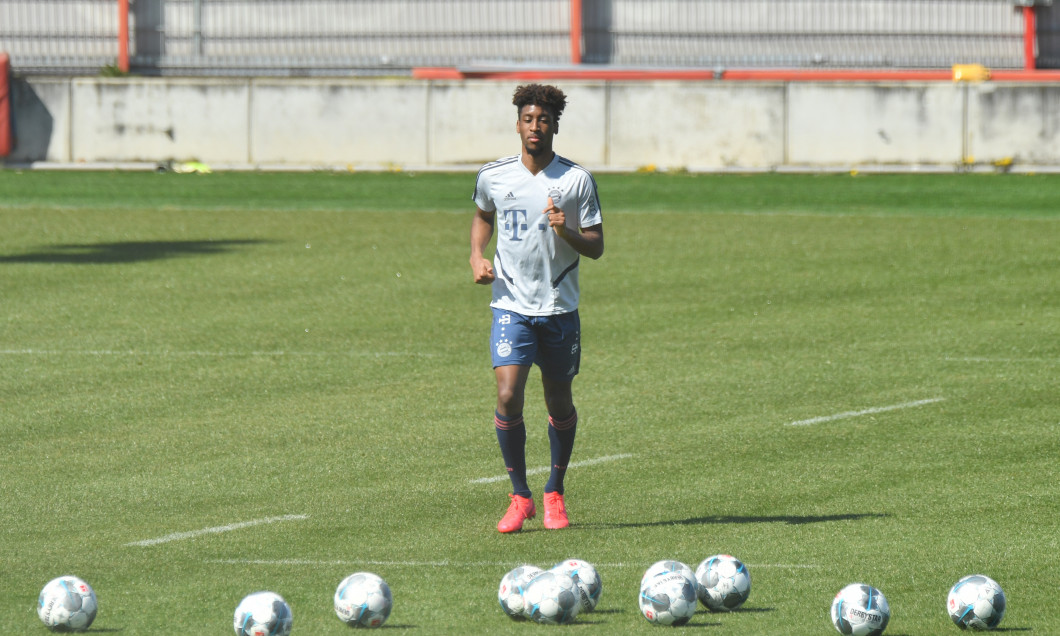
[6,77,1060,171]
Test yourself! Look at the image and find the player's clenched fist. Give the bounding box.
[471,256,495,284]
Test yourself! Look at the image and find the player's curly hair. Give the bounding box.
[512,84,567,122]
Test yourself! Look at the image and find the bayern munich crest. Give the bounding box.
[496,339,512,357]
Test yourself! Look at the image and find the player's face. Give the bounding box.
[517,104,557,157]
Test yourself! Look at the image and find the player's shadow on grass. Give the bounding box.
[576,513,889,530]
[0,239,270,264]
[578,615,723,628]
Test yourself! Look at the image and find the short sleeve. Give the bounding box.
[473,170,496,213]
[577,173,603,228]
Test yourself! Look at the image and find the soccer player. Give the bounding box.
[469,84,604,533]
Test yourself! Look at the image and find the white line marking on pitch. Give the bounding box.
[207,558,819,570]
[469,453,633,485]
[944,356,1057,364]
[126,514,309,547]
[786,397,945,426]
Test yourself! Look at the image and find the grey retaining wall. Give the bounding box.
[6,78,1060,171]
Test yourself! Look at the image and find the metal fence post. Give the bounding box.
[570,0,583,65]
[0,52,10,157]
[118,0,130,72]
[1024,4,1038,69]
[194,0,203,56]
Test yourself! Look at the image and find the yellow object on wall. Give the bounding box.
[953,64,991,82]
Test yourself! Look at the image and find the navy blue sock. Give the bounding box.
[495,411,530,498]
[544,408,577,495]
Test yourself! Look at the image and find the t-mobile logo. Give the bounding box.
[503,209,528,241]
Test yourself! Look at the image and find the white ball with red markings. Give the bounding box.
[947,574,1005,630]
[233,591,292,636]
[695,554,751,611]
[334,572,393,628]
[521,570,581,625]
[498,565,543,619]
[38,575,98,632]
[639,565,698,626]
[551,559,602,612]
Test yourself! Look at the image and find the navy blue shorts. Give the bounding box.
[490,308,581,381]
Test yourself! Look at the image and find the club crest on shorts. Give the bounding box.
[496,338,512,357]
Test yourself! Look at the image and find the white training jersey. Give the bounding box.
[473,154,603,316]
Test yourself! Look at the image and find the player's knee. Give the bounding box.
[496,385,524,413]
[544,394,574,419]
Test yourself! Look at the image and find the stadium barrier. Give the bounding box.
[7,76,1060,171]
[411,67,1060,82]
[0,51,10,157]
[2,2,1058,169]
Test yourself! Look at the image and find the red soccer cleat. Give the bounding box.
[543,491,569,529]
[497,494,536,533]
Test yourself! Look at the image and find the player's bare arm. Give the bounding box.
[544,198,604,259]
[569,223,604,260]
[470,206,496,284]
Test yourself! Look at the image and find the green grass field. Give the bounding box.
[1,170,1057,634]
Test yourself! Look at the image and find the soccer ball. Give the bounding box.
[497,565,543,619]
[830,583,890,636]
[233,591,292,636]
[551,559,602,612]
[38,575,97,631]
[639,564,699,626]
[947,574,1005,630]
[641,559,698,590]
[521,570,581,625]
[335,572,393,628]
[695,554,751,611]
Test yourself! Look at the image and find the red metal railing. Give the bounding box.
[413,0,1059,82]
[570,0,583,66]
[1023,4,1037,71]
[0,51,10,157]
[118,0,130,72]
[110,0,1057,81]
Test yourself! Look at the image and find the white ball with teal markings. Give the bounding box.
[551,558,602,612]
[38,575,98,632]
[334,572,393,628]
[521,570,581,625]
[497,565,543,619]
[947,574,1005,630]
[695,554,751,611]
[233,591,292,636]
[830,583,890,636]
[639,566,698,626]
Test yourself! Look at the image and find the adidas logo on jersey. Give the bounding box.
[504,192,516,200]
